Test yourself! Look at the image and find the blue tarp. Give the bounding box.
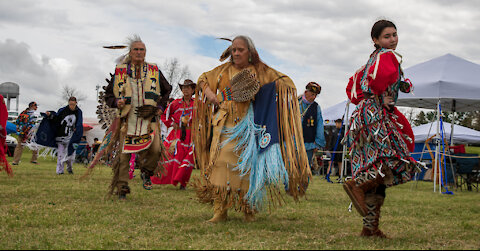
[411,143,435,161]
[6,121,16,135]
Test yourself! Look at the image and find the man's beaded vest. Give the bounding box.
[113,63,161,118]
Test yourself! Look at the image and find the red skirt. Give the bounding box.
[151,128,194,187]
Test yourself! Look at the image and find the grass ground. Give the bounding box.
[1,149,479,250]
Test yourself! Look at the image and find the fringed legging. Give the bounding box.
[363,184,386,230]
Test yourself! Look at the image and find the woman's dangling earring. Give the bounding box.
[248,56,252,63]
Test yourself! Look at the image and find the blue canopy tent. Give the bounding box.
[322,100,355,127]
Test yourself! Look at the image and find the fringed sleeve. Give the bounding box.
[275,75,312,200]
[193,63,231,176]
[193,72,215,176]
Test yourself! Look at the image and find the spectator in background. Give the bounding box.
[328,118,344,176]
[298,82,326,175]
[75,136,90,164]
[92,137,101,156]
[12,101,39,165]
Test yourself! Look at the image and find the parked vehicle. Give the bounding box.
[6,135,17,157]
[7,111,18,123]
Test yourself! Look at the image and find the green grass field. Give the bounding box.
[1,150,479,250]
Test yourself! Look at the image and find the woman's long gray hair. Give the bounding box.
[219,35,261,65]
[115,34,144,64]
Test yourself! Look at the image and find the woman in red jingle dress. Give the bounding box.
[343,20,421,238]
[151,80,195,189]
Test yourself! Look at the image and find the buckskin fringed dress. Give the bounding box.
[345,48,421,186]
[193,62,311,212]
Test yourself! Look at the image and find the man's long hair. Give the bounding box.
[115,34,144,64]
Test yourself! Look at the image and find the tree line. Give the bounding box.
[411,110,480,130]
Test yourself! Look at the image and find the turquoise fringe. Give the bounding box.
[221,104,288,210]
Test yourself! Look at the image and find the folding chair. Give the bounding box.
[454,153,480,192]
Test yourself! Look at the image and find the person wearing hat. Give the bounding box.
[12,101,39,165]
[151,79,196,190]
[299,82,326,175]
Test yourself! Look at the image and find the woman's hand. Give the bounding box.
[383,96,394,110]
[117,98,125,109]
[199,81,219,106]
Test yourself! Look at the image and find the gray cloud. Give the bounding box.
[0,0,71,29]
[0,39,59,103]
[1,0,479,117]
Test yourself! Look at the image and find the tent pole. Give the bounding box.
[341,101,350,181]
[434,100,441,193]
[450,100,456,146]
[449,100,457,188]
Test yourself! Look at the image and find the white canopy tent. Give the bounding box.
[322,100,356,126]
[397,53,480,112]
[397,54,480,193]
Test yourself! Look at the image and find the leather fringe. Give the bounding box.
[191,177,257,214]
[276,81,312,200]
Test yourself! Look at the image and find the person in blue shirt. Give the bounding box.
[75,136,89,164]
[299,82,326,175]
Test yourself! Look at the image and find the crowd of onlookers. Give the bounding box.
[74,136,102,164]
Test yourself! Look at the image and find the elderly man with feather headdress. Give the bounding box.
[90,35,172,200]
[193,35,311,223]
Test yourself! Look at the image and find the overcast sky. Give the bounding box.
[1,0,479,118]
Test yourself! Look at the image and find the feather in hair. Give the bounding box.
[219,45,232,62]
[217,37,233,62]
[103,45,128,49]
[217,37,232,42]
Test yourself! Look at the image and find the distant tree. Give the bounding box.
[474,111,480,130]
[412,109,480,130]
[404,108,415,124]
[459,111,480,130]
[59,85,86,105]
[413,111,428,126]
[161,58,191,99]
[426,111,437,123]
